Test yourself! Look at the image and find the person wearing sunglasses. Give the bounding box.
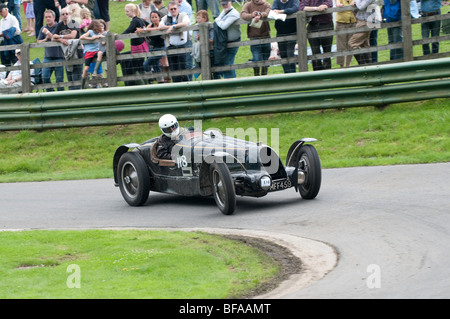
[159,1,190,82]
[52,7,83,89]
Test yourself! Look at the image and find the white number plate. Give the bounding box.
[270,180,292,191]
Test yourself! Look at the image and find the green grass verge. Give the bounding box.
[0,229,279,299]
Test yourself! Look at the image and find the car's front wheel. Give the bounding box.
[297,144,321,200]
[210,162,236,215]
[117,152,150,206]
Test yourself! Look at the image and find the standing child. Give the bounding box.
[79,8,93,34]
[90,19,108,87]
[24,0,36,36]
[80,19,105,89]
[192,10,214,78]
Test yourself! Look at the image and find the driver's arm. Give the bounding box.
[156,137,175,160]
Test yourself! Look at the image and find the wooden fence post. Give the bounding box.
[106,32,118,87]
[199,23,211,81]
[297,11,309,72]
[19,42,31,93]
[401,0,413,61]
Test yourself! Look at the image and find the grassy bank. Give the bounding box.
[0,99,448,183]
[0,229,281,298]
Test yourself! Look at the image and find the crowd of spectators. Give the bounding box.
[0,0,445,91]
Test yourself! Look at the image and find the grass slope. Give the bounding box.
[1,99,448,183]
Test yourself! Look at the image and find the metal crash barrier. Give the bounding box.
[0,58,449,131]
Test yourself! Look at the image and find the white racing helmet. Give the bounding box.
[159,114,180,138]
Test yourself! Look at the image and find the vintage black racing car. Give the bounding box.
[113,128,321,215]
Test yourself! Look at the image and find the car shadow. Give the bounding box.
[142,191,305,215]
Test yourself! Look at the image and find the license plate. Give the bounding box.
[270,179,292,191]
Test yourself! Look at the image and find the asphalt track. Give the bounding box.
[1,163,449,298]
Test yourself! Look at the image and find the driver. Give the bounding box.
[156,114,182,160]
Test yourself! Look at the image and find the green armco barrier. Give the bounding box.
[1,58,449,131]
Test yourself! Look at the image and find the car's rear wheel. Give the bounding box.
[297,145,321,200]
[118,152,150,206]
[210,162,236,215]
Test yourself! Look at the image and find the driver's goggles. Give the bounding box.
[161,122,179,134]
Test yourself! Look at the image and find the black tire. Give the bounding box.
[210,162,236,215]
[117,152,150,206]
[297,145,321,200]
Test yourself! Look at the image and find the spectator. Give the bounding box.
[88,18,107,88]
[0,49,35,91]
[36,9,65,91]
[66,0,95,18]
[71,0,101,81]
[153,0,168,17]
[136,10,166,83]
[138,0,157,23]
[348,0,376,65]
[79,19,105,89]
[192,9,215,77]
[153,0,170,81]
[0,3,22,67]
[420,0,442,55]
[34,0,64,38]
[121,3,149,84]
[194,9,212,39]
[214,0,241,79]
[7,0,22,30]
[24,0,36,36]
[300,0,333,71]
[197,0,220,19]
[240,0,271,76]
[79,7,92,34]
[23,0,31,32]
[94,0,110,31]
[177,0,193,20]
[177,0,193,80]
[52,6,83,90]
[193,9,214,50]
[271,0,299,73]
[122,4,149,54]
[335,0,356,68]
[382,0,403,60]
[160,1,191,82]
